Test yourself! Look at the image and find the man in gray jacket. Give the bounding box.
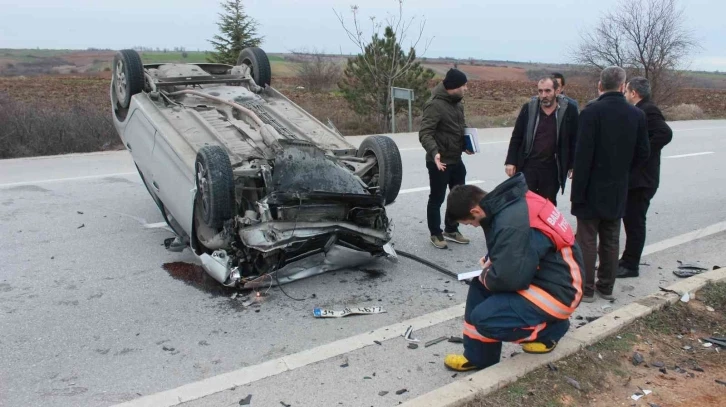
[419,68,472,249]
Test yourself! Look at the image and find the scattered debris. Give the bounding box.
[231,292,238,299]
[659,367,667,374]
[425,336,448,348]
[632,352,645,366]
[601,304,612,311]
[378,391,389,397]
[586,316,600,323]
[340,358,349,368]
[692,366,705,372]
[714,266,722,270]
[364,376,372,380]
[702,337,726,347]
[452,374,458,378]
[374,340,382,346]
[703,342,713,348]
[403,326,419,343]
[651,361,665,368]
[565,376,581,390]
[407,343,418,350]
[707,306,715,312]
[395,389,408,395]
[677,260,707,270]
[631,389,652,401]
[77,211,84,215]
[77,224,85,229]
[620,285,635,292]
[162,346,175,352]
[682,346,692,351]
[313,306,386,318]
[659,287,680,295]
[547,363,558,372]
[649,403,662,407]
[239,395,252,405]
[716,379,726,386]
[680,292,690,303]
[575,316,584,320]
[510,351,521,358]
[448,336,464,344]
[280,402,291,407]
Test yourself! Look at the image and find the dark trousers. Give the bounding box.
[521,164,560,206]
[426,160,466,236]
[575,218,621,296]
[463,278,570,368]
[620,188,657,271]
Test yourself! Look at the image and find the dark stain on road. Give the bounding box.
[103,176,136,185]
[0,283,13,293]
[6,185,51,193]
[162,262,236,297]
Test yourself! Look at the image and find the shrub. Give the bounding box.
[663,103,705,121]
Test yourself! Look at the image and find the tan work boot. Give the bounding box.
[430,235,448,249]
[443,231,470,244]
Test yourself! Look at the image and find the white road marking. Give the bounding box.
[398,180,485,195]
[665,152,715,159]
[111,220,726,407]
[0,172,137,189]
[144,222,171,230]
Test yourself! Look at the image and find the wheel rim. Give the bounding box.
[241,58,255,81]
[115,60,127,101]
[197,163,210,218]
[361,150,380,187]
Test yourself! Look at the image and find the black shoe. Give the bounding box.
[617,265,639,278]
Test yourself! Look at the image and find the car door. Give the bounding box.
[123,110,157,182]
[150,130,196,237]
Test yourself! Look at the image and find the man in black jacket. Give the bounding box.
[419,68,473,249]
[442,175,585,371]
[505,76,579,206]
[571,66,650,302]
[618,77,673,278]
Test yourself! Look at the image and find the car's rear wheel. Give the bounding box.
[113,49,144,109]
[357,135,403,205]
[237,47,272,87]
[195,145,235,229]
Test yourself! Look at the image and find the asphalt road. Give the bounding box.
[1,120,725,407]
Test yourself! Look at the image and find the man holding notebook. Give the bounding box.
[505,76,579,206]
[419,68,473,249]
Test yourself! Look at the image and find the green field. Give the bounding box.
[138,51,209,64]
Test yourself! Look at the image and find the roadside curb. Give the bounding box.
[398,267,726,407]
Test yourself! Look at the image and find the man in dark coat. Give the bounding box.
[441,176,585,371]
[570,66,650,303]
[505,76,579,205]
[618,77,673,278]
[419,68,473,249]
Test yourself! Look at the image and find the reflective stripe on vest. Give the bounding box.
[463,321,499,343]
[518,285,573,319]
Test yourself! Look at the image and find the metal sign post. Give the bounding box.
[391,87,415,133]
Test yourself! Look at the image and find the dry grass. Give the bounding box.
[663,103,706,121]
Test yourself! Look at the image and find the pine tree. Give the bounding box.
[338,26,435,132]
[207,0,264,65]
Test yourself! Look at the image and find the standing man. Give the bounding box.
[442,176,585,371]
[552,72,579,112]
[505,76,579,205]
[618,77,673,278]
[419,68,473,249]
[570,66,650,302]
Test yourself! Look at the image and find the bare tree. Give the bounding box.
[290,49,343,92]
[573,0,699,103]
[334,0,434,132]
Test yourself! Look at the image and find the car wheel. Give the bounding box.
[195,145,235,229]
[112,49,144,109]
[357,135,403,205]
[237,47,272,87]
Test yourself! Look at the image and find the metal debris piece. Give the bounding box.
[77,211,84,215]
[680,293,690,303]
[632,352,645,366]
[231,292,238,299]
[702,337,726,348]
[565,376,581,390]
[403,326,420,343]
[378,391,389,396]
[395,389,408,395]
[692,366,705,372]
[448,336,464,344]
[374,340,382,346]
[677,260,707,270]
[602,304,612,310]
[364,376,372,380]
[280,402,291,407]
[682,346,692,351]
[547,363,558,372]
[674,269,705,278]
[659,367,667,374]
[651,361,665,368]
[510,351,521,358]
[313,306,386,318]
[425,336,448,348]
[408,343,418,350]
[716,379,726,386]
[649,403,662,407]
[586,316,600,323]
[77,224,85,229]
[239,395,252,405]
[704,342,713,348]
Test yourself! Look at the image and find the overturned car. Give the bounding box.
[110,47,402,288]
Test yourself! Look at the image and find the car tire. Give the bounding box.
[237,47,272,87]
[357,135,403,205]
[195,145,235,229]
[113,49,144,109]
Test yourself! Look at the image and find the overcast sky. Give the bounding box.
[1,0,723,71]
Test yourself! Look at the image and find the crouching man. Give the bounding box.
[443,173,585,371]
